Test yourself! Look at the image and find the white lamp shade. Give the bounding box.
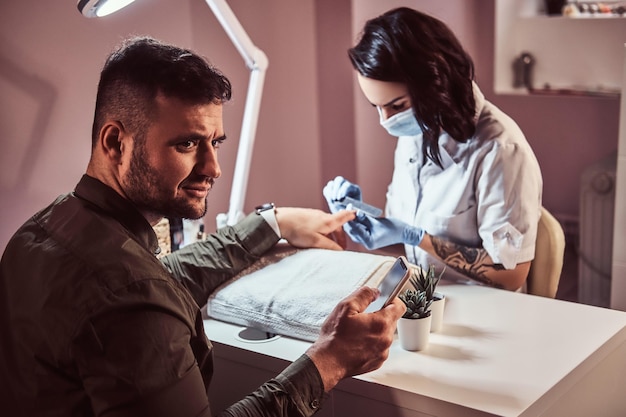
[77,0,137,18]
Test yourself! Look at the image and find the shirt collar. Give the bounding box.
[73,174,161,256]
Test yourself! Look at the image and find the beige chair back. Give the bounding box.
[526,207,566,298]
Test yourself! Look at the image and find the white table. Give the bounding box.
[204,284,626,416]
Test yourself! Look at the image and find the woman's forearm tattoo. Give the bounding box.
[430,236,505,288]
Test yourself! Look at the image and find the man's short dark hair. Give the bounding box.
[91,36,232,146]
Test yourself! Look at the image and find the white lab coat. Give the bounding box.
[385,83,543,284]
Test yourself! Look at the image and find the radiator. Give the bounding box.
[578,153,617,308]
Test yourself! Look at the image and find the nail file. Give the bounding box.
[341,196,383,217]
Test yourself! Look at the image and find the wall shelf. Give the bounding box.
[495,0,626,95]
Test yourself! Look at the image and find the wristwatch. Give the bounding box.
[255,202,275,214]
[254,203,281,238]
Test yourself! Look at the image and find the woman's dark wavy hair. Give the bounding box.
[348,7,476,167]
[92,36,232,147]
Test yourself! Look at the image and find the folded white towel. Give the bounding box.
[206,247,395,341]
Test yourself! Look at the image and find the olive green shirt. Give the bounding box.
[0,174,325,417]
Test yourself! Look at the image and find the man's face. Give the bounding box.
[120,94,225,223]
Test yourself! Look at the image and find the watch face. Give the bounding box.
[255,203,275,214]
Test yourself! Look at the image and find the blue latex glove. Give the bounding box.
[346,212,425,250]
[323,176,362,214]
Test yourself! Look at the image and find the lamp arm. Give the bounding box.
[225,63,267,226]
[205,0,269,227]
[205,0,262,70]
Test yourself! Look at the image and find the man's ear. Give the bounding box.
[97,121,127,162]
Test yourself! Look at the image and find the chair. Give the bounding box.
[526,207,566,298]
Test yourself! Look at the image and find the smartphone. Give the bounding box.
[365,256,411,312]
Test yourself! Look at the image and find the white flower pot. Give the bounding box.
[430,292,446,333]
[397,315,431,351]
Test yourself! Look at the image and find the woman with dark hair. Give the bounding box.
[324,8,542,291]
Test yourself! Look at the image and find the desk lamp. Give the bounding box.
[77,0,269,228]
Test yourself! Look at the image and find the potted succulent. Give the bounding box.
[397,287,432,351]
[410,265,446,333]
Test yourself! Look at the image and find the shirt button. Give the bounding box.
[310,399,320,409]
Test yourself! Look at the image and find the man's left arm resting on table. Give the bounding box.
[161,212,280,304]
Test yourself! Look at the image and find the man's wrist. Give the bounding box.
[304,347,344,393]
[255,203,281,238]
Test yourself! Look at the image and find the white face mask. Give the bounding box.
[378,107,423,137]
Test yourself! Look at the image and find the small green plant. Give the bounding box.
[398,265,446,319]
[398,288,431,319]
[409,264,445,304]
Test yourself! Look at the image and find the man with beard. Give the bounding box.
[0,37,404,417]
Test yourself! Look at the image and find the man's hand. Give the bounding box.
[305,286,405,392]
[275,207,356,250]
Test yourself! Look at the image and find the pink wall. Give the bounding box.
[0,0,619,256]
